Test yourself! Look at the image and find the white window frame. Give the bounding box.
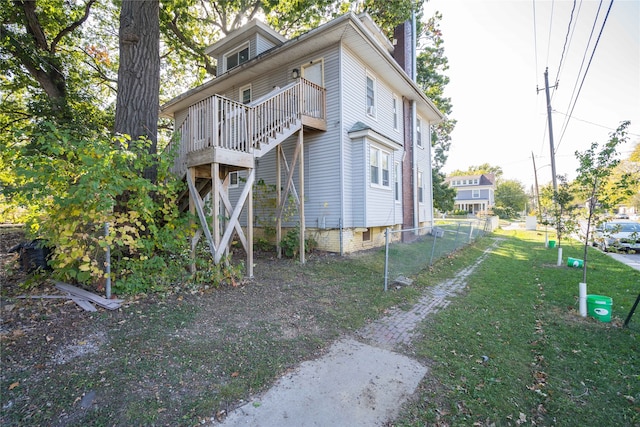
[472,189,480,198]
[366,72,376,118]
[369,145,390,189]
[417,170,424,203]
[394,161,401,202]
[392,94,399,131]
[229,171,239,188]
[416,117,423,147]
[224,42,249,71]
[239,84,252,104]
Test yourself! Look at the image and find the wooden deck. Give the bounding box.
[168,79,326,178]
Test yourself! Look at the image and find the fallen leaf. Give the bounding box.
[9,382,19,390]
[231,371,239,377]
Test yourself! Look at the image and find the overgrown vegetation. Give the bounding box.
[4,123,212,294]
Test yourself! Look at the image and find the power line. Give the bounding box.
[553,109,640,138]
[552,0,577,90]
[545,0,555,67]
[555,0,614,154]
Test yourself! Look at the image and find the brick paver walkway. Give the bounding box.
[357,238,504,349]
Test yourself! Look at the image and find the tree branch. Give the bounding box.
[51,0,97,53]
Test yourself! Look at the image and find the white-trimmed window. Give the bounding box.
[416,118,423,147]
[417,171,424,203]
[370,145,390,187]
[240,84,251,104]
[229,171,239,188]
[392,94,399,131]
[394,161,400,201]
[472,189,480,198]
[366,73,376,117]
[225,43,249,71]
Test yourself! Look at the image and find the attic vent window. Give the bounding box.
[225,44,249,71]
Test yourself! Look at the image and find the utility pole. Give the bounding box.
[538,67,558,193]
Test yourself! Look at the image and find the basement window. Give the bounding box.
[362,228,371,241]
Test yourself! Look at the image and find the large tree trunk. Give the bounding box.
[115,0,160,183]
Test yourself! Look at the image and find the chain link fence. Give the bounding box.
[383,217,494,291]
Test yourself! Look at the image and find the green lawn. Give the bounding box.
[396,228,640,426]
[2,227,638,426]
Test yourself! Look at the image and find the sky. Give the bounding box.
[422,0,640,190]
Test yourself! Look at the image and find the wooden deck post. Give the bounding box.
[299,129,305,264]
[212,162,220,250]
[276,147,282,258]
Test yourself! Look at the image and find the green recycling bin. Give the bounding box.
[587,294,612,322]
[567,257,583,268]
[548,240,556,248]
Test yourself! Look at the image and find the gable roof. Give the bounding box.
[161,13,443,124]
[204,19,287,57]
[446,174,496,186]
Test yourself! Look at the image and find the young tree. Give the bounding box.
[549,175,578,247]
[574,121,636,284]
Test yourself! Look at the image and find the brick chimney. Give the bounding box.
[393,20,418,233]
[392,21,414,79]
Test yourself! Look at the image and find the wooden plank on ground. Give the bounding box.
[54,282,123,310]
[70,297,97,312]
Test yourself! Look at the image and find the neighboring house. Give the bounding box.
[161,13,443,275]
[445,174,496,215]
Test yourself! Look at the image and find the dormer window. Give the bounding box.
[225,43,249,71]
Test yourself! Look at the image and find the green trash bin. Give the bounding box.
[587,295,612,322]
[548,240,556,248]
[567,257,584,268]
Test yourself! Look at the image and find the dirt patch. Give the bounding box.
[0,228,377,426]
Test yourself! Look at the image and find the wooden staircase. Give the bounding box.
[166,78,326,276]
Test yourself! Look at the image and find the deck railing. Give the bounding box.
[167,79,326,177]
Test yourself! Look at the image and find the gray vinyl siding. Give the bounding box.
[365,146,400,226]
[229,46,344,230]
[256,33,277,55]
[341,47,404,227]
[349,136,366,227]
[302,47,342,230]
[455,188,492,201]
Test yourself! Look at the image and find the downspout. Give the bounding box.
[411,11,419,229]
[427,125,435,226]
[412,99,418,229]
[339,43,345,255]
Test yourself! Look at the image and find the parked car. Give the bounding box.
[591,220,640,252]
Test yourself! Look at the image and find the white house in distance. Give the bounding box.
[161,12,443,275]
[445,174,496,215]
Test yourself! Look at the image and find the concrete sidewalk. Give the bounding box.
[214,238,503,426]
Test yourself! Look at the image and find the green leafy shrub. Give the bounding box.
[492,205,517,219]
[6,122,193,293]
[280,227,317,258]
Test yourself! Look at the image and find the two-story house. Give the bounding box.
[161,13,443,275]
[445,174,496,215]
